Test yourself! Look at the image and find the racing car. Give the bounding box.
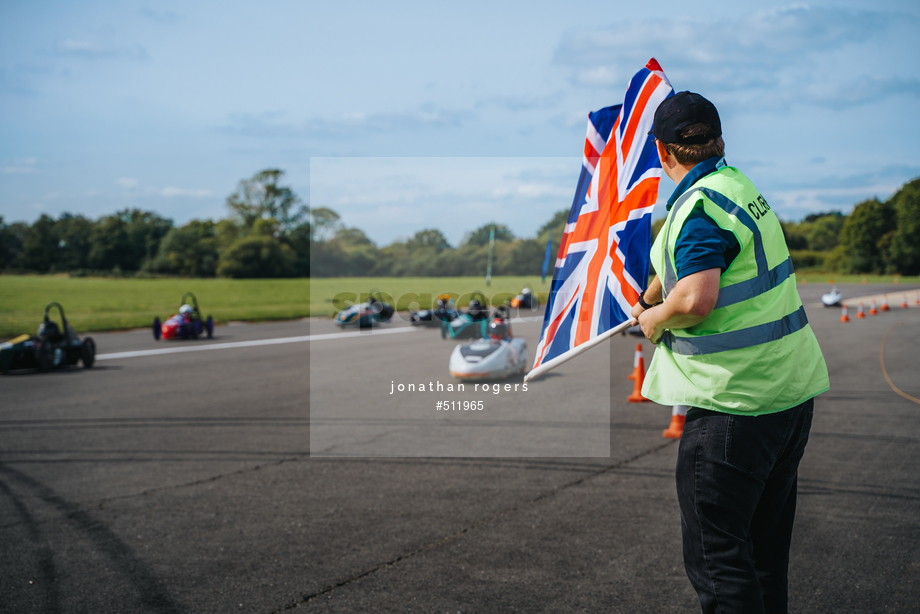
[448,306,528,380]
[510,288,539,311]
[334,292,395,328]
[410,293,459,327]
[153,292,214,340]
[441,292,490,339]
[822,287,843,307]
[0,302,96,373]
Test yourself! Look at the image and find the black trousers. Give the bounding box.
[676,398,814,614]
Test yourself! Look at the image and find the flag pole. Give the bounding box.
[524,318,636,383]
[486,225,495,287]
[541,230,552,284]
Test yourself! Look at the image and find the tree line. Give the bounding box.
[309,207,565,278]
[0,170,310,278]
[2,171,918,278]
[775,177,920,275]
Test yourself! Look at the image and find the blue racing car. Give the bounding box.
[441,292,490,340]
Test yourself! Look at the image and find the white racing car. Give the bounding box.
[448,308,528,380]
[821,287,843,307]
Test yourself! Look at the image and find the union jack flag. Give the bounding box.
[532,59,673,370]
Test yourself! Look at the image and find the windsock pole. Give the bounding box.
[486,226,494,287]
[541,230,552,284]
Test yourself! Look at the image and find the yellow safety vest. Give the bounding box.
[642,163,829,415]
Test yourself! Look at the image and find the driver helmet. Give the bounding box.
[37,319,60,339]
[180,304,194,318]
[468,298,482,317]
[522,288,531,296]
[489,318,508,340]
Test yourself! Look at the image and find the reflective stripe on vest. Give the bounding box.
[664,187,774,303]
[660,186,804,354]
[644,165,829,414]
[661,304,809,356]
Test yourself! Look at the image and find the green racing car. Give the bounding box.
[0,302,96,374]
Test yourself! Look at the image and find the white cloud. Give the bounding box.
[770,182,902,217]
[492,183,570,199]
[1,157,37,174]
[159,187,212,197]
[553,5,916,109]
[223,103,474,139]
[802,76,920,110]
[140,7,182,25]
[112,178,211,197]
[311,157,578,245]
[55,39,148,61]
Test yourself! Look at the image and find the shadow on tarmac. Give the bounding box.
[0,463,183,614]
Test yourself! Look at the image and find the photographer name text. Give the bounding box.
[390,380,529,394]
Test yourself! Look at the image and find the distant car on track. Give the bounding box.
[510,288,539,311]
[153,292,214,340]
[448,306,528,380]
[335,293,395,328]
[821,287,843,307]
[0,302,96,374]
[441,292,490,340]
[410,293,459,327]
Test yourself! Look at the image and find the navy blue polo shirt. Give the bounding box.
[665,156,740,279]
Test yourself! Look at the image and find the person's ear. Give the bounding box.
[655,139,670,166]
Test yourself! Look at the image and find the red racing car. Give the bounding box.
[153,292,214,341]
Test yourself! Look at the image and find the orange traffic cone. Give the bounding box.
[627,343,642,381]
[627,343,649,403]
[869,300,878,315]
[857,303,865,319]
[663,405,686,438]
[902,295,909,309]
[915,292,919,306]
[881,295,890,312]
[840,304,849,323]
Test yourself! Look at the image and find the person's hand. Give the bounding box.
[631,301,645,320]
[638,309,663,344]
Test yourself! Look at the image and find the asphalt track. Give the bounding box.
[1,283,918,613]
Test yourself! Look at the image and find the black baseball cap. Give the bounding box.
[649,91,721,145]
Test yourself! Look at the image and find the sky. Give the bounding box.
[1,0,918,247]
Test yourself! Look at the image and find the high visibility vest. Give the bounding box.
[642,163,829,415]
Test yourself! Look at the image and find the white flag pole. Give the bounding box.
[524,318,637,383]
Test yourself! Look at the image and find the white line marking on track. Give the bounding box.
[96,327,419,360]
[510,316,543,323]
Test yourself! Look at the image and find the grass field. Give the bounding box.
[0,275,549,338]
[3,272,916,338]
[792,272,920,285]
